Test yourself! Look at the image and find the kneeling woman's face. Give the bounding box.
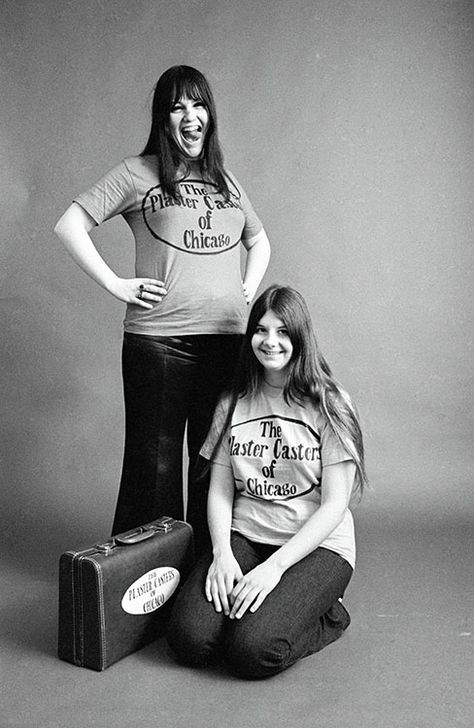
[251,311,293,383]
[169,95,210,158]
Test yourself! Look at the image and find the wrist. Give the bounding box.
[103,272,121,294]
[266,551,288,574]
[212,540,233,558]
[241,280,252,305]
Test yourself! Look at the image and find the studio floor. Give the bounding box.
[1,516,472,728]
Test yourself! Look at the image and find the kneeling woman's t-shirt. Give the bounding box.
[201,382,356,568]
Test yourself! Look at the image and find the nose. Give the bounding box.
[264,329,278,348]
[183,103,196,121]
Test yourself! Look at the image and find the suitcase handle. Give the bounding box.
[95,518,176,553]
[115,527,157,545]
[114,518,175,545]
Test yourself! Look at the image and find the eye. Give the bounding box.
[170,103,182,113]
[193,99,205,108]
[254,326,266,334]
[278,328,289,336]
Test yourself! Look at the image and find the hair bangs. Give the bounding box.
[141,65,229,201]
[169,74,211,111]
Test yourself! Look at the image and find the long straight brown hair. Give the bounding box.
[141,65,230,200]
[211,285,368,495]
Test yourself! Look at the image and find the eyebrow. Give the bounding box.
[256,323,287,330]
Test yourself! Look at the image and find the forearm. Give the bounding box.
[266,502,347,573]
[207,465,235,556]
[267,461,355,573]
[205,464,241,614]
[242,229,271,301]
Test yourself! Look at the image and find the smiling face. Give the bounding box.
[251,310,294,386]
[168,94,210,159]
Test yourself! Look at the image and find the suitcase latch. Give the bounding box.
[94,539,115,555]
[154,516,175,533]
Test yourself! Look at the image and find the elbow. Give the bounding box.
[262,231,271,262]
[260,228,271,252]
[54,202,91,239]
[247,228,271,253]
[53,218,65,242]
[53,218,63,238]
[252,230,271,267]
[54,209,70,240]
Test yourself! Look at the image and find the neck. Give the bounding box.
[263,373,286,389]
[177,157,202,176]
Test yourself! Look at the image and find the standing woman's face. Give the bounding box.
[168,95,210,158]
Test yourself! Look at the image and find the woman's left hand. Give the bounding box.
[229,561,284,619]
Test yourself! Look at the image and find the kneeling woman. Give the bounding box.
[167,285,367,679]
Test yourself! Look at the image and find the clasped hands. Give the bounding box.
[205,550,283,620]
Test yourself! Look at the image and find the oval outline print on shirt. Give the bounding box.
[230,414,322,501]
[141,180,242,255]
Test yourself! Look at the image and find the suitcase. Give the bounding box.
[58,516,194,671]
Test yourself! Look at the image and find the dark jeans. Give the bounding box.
[111,332,242,550]
[167,532,353,679]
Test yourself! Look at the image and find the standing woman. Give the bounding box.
[54,65,270,548]
[167,285,367,679]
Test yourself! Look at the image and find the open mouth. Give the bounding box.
[260,349,284,357]
[181,125,202,143]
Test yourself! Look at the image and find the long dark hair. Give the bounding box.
[212,285,368,495]
[141,65,230,200]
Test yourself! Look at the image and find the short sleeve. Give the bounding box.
[200,397,232,467]
[319,419,353,468]
[225,171,263,242]
[74,159,137,224]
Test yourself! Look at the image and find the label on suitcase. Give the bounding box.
[58,516,194,671]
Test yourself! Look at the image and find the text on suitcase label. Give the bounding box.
[121,567,180,615]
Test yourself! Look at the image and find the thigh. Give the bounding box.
[166,533,264,664]
[186,335,243,459]
[185,335,243,550]
[113,335,197,533]
[122,333,194,446]
[225,547,353,675]
[171,532,263,621]
[250,547,351,631]
[270,547,353,625]
[167,551,226,664]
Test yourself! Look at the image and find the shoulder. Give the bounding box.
[215,391,253,425]
[215,392,234,420]
[223,169,245,199]
[122,154,159,179]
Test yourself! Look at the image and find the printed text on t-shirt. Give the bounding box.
[142,180,243,255]
[230,415,321,501]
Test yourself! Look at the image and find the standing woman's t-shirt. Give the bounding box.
[201,383,356,568]
[74,155,263,336]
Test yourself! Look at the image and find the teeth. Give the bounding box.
[182,126,201,142]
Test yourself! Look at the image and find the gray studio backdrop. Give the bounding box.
[1,0,473,566]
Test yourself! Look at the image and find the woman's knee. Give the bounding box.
[225,630,291,680]
[166,610,217,667]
